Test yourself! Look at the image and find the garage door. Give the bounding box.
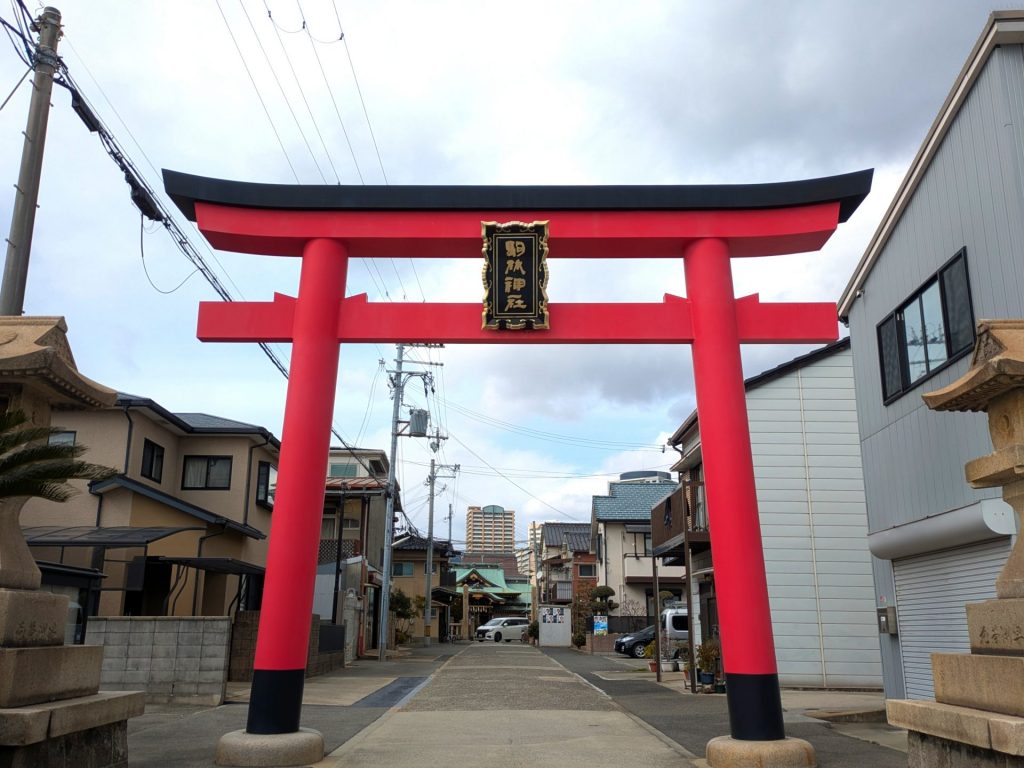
[894,537,1009,699]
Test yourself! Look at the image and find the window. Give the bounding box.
[341,517,361,529]
[48,431,75,446]
[256,461,277,508]
[141,439,164,482]
[877,249,974,403]
[321,510,337,539]
[578,564,596,578]
[643,534,653,556]
[392,561,414,577]
[423,562,438,575]
[182,455,232,489]
[329,462,358,478]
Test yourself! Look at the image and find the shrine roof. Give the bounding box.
[163,169,873,223]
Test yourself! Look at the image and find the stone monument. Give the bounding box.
[888,320,1024,766]
[0,317,144,767]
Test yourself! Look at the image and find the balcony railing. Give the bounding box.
[543,582,573,603]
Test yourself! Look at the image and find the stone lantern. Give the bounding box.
[888,320,1024,766]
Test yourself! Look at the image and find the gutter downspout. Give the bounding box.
[192,524,228,616]
[121,407,134,474]
[242,437,270,527]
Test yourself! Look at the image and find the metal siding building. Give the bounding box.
[839,15,1024,699]
[676,341,882,687]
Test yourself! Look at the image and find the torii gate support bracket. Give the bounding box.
[164,170,872,758]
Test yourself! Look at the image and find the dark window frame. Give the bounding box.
[877,248,975,405]
[181,455,233,490]
[140,439,164,483]
[48,430,76,446]
[256,460,277,509]
[578,563,597,578]
[392,561,414,577]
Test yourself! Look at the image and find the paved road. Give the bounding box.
[127,642,907,767]
[541,646,907,768]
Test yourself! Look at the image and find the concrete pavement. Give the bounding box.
[126,642,910,767]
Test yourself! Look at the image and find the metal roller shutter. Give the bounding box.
[893,538,1009,699]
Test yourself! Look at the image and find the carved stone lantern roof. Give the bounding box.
[923,320,1024,414]
[0,316,116,409]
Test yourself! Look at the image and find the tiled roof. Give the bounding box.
[392,533,454,555]
[592,480,680,522]
[454,566,509,591]
[564,530,592,552]
[542,522,590,548]
[175,412,264,431]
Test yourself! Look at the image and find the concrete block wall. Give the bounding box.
[85,616,230,705]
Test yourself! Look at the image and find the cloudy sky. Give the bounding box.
[0,0,1013,549]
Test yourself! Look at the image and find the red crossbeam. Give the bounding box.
[193,202,841,259]
[197,293,838,345]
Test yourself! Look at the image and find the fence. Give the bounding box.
[587,615,653,634]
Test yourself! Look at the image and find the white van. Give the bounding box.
[660,604,689,645]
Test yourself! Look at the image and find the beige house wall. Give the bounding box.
[22,404,279,618]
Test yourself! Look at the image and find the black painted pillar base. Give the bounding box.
[246,669,306,734]
[724,672,785,741]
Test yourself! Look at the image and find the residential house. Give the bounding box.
[590,473,683,630]
[669,339,882,688]
[388,533,455,643]
[536,522,597,606]
[21,393,279,624]
[313,446,393,657]
[837,11,1024,699]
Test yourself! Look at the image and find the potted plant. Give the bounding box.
[643,640,657,672]
[695,640,720,685]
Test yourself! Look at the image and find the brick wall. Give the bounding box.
[228,611,346,682]
[85,617,230,705]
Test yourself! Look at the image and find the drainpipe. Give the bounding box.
[242,437,270,527]
[121,406,134,474]
[191,524,228,616]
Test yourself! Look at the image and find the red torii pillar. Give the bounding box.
[164,170,871,749]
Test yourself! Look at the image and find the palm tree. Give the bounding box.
[0,410,116,590]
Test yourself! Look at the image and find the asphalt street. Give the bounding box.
[541,645,907,768]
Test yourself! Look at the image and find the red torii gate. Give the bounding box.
[164,169,871,749]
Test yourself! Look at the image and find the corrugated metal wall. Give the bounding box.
[846,45,1024,697]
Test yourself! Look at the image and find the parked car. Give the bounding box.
[475,617,529,643]
[613,608,690,659]
[614,625,655,658]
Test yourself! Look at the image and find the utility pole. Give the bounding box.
[378,344,404,661]
[377,343,440,661]
[422,437,456,646]
[1,7,61,316]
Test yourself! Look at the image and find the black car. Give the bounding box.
[613,625,655,658]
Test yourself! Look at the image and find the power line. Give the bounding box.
[331,2,387,184]
[442,396,666,452]
[212,0,300,184]
[447,432,584,522]
[0,64,27,111]
[292,0,364,183]
[259,0,342,184]
[231,0,329,182]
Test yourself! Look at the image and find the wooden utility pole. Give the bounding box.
[1,7,62,315]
